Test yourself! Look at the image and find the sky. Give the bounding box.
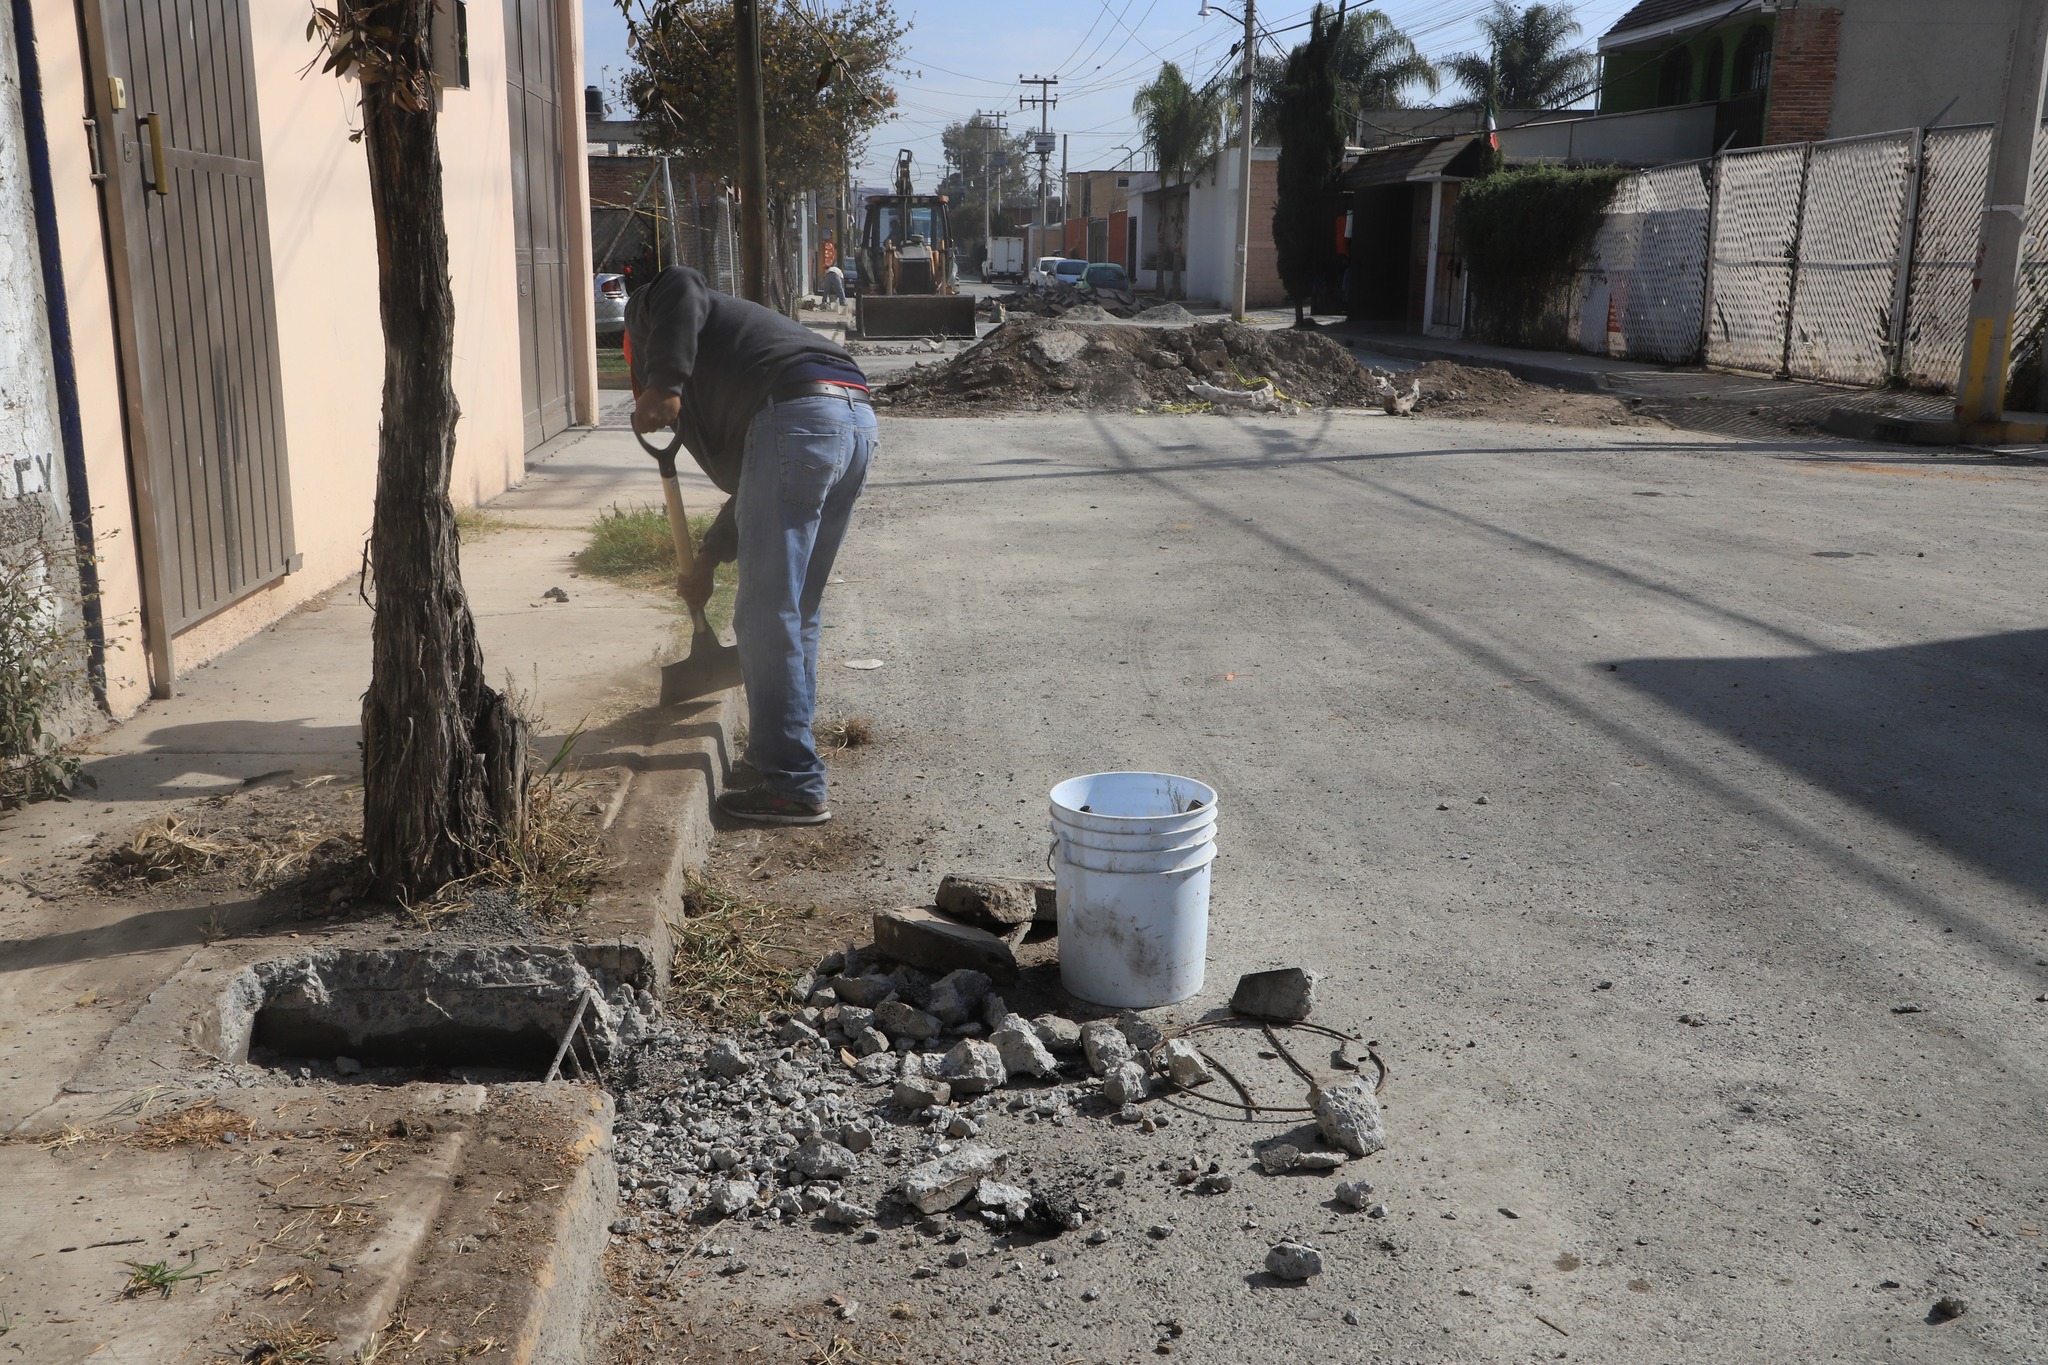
[582,0,1649,186]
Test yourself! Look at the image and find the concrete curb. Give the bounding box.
[575,687,740,994]
[1345,334,1614,393]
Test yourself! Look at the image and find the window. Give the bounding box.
[1659,47,1693,106]
[1700,38,1724,101]
[1733,24,1772,96]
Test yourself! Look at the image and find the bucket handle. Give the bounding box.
[1045,838,1059,874]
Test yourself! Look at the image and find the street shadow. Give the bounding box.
[0,896,264,974]
[74,718,363,803]
[1609,628,2048,900]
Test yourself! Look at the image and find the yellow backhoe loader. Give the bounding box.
[853,150,978,340]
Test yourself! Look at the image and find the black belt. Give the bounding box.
[770,381,871,406]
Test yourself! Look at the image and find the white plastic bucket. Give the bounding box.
[1049,771,1217,1008]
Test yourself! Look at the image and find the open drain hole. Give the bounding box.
[219,946,625,1080]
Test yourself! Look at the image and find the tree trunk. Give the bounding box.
[357,2,527,899]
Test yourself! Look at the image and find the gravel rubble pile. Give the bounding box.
[874,317,1383,414]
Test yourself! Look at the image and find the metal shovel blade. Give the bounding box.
[661,626,743,706]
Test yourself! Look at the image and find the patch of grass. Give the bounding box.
[596,344,630,388]
[667,875,811,1020]
[813,716,874,751]
[456,508,509,542]
[576,505,738,635]
[121,1253,218,1299]
[131,1098,257,1149]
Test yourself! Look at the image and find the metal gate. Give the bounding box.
[84,0,295,650]
[1704,144,1807,373]
[1785,132,1915,386]
[505,0,573,450]
[1900,126,1995,388]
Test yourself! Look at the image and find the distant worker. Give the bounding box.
[824,261,847,312]
[626,265,877,825]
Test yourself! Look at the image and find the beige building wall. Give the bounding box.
[27,0,587,717]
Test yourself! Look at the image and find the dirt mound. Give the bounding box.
[874,317,1381,414]
[1132,302,1196,324]
[1404,359,1662,429]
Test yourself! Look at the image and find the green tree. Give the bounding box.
[1271,5,1347,327]
[1446,2,1595,111]
[308,1,528,897]
[936,116,1034,258]
[1132,61,1223,299]
[617,0,908,304]
[1336,9,1441,113]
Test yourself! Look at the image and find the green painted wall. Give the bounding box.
[1600,16,1774,113]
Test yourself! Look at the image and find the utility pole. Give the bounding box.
[734,0,770,305]
[1232,0,1256,320]
[1021,74,1058,264]
[1061,134,1070,256]
[1955,1,2048,426]
[977,109,1009,265]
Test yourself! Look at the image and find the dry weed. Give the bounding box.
[814,716,874,751]
[217,1313,336,1363]
[667,876,805,1020]
[131,1098,258,1149]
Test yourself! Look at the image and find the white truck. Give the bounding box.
[982,236,1026,283]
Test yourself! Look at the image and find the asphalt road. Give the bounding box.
[792,407,2048,1362]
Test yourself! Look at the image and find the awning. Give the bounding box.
[1340,135,1486,191]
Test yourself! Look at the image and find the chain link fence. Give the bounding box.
[592,160,741,297]
[1565,122,2048,394]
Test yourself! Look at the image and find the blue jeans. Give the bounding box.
[734,392,877,804]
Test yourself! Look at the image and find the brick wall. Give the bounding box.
[1247,157,1284,308]
[1764,5,1841,145]
[588,156,654,207]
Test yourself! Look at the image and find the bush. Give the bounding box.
[1456,164,1627,347]
[0,545,90,806]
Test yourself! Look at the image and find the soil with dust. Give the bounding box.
[874,317,1381,415]
[1402,358,1661,430]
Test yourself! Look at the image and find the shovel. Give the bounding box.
[638,424,743,705]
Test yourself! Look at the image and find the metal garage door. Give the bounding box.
[505,0,573,450]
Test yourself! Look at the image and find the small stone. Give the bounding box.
[928,969,994,1026]
[1032,1014,1084,1055]
[705,1040,750,1078]
[1114,1103,1144,1124]
[946,1249,970,1268]
[1311,1078,1387,1158]
[778,1017,821,1045]
[991,1019,1060,1078]
[894,1076,952,1109]
[838,1125,875,1154]
[1231,968,1318,1022]
[1296,1152,1345,1172]
[876,999,943,1041]
[873,907,1017,976]
[1081,1287,1101,1302]
[1265,1242,1323,1281]
[836,1301,859,1321]
[1103,1060,1150,1107]
[1335,1180,1375,1210]
[333,1056,363,1076]
[830,974,897,1008]
[1366,1203,1389,1219]
[854,1027,892,1057]
[1891,1003,1926,1015]
[1085,1228,1111,1245]
[1259,1144,1302,1175]
[1147,1223,1174,1240]
[1343,1309,1361,1326]
[717,1259,749,1276]
[1160,1039,1212,1088]
[822,1200,873,1227]
[704,1179,756,1219]
[786,1137,858,1180]
[1931,1296,1967,1322]
[982,993,1010,1029]
[946,1114,981,1139]
[939,1039,1007,1096]
[902,1143,1008,1213]
[837,1004,875,1036]
[1080,1022,1135,1076]
[972,1179,1031,1217]
[818,950,847,976]
[1195,1173,1234,1195]
[851,1052,898,1085]
[609,1217,642,1236]
[710,1147,743,1171]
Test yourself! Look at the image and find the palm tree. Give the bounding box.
[1446,2,1595,112]
[1132,62,1222,298]
[1336,9,1441,113]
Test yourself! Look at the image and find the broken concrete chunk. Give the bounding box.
[1335,1180,1375,1210]
[837,1125,874,1154]
[1032,1014,1083,1055]
[822,1199,873,1227]
[990,1019,1060,1078]
[901,1143,1008,1213]
[1115,1012,1163,1052]
[1265,1242,1324,1280]
[894,1076,951,1109]
[935,874,1041,929]
[1080,1021,1135,1076]
[1033,882,1057,925]
[1102,1060,1150,1106]
[786,1136,858,1181]
[853,1027,891,1057]
[873,907,1016,976]
[1230,967,1319,1021]
[850,1052,898,1085]
[830,974,898,1008]
[705,1039,751,1078]
[1297,1152,1346,1172]
[875,999,942,1042]
[926,968,993,1026]
[836,1004,875,1036]
[1258,1143,1302,1175]
[981,993,1010,1031]
[1160,1038,1213,1088]
[939,1038,1007,1095]
[971,1179,1032,1217]
[1026,329,1089,369]
[1311,1077,1387,1158]
[704,1178,756,1218]
[777,1017,820,1045]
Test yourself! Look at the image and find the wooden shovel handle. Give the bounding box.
[659,470,714,637]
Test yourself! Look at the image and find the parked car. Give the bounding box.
[594,273,627,340]
[1051,258,1088,289]
[1029,256,1064,288]
[1079,262,1130,294]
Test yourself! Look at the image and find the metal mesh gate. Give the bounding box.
[1586,162,1712,363]
[1900,126,1994,388]
[2014,124,2048,381]
[1785,133,1915,386]
[1705,145,1807,373]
